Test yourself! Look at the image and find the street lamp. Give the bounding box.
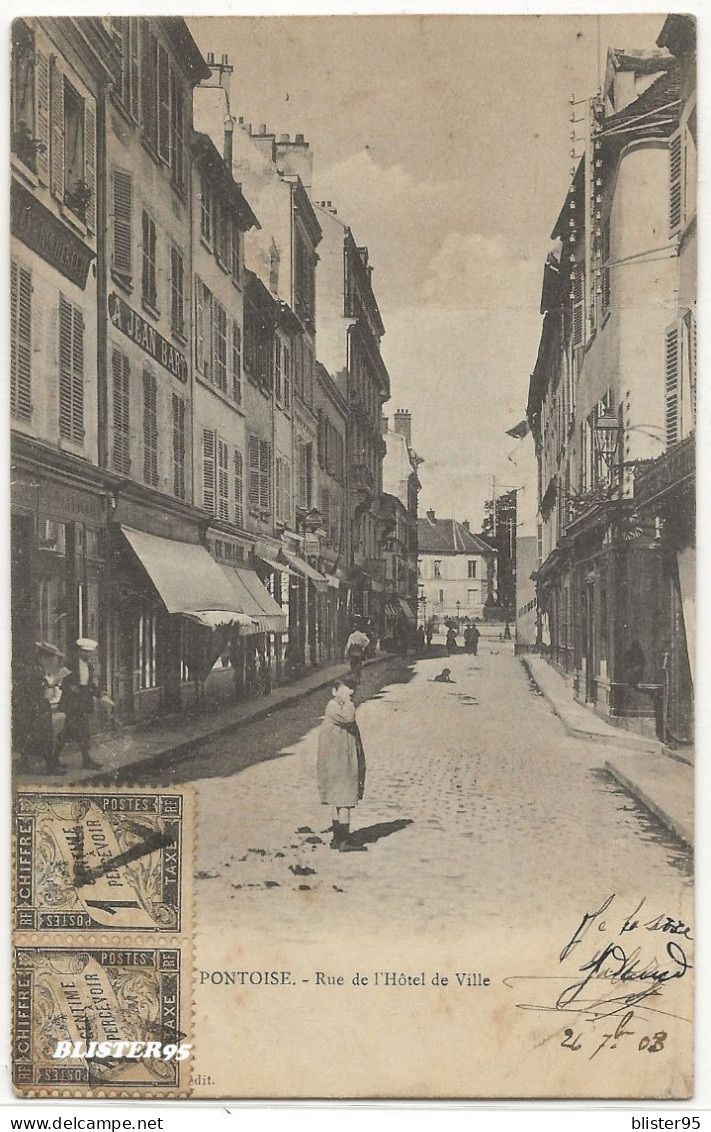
[594,416,666,475]
[456,600,461,622]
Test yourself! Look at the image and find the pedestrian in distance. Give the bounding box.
[469,623,481,655]
[16,642,67,773]
[425,621,434,650]
[446,625,458,655]
[416,625,426,654]
[317,675,367,852]
[53,638,103,770]
[344,621,370,684]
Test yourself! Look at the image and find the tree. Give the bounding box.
[481,489,517,610]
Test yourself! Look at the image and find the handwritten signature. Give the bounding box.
[505,894,693,1054]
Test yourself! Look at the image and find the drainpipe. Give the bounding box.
[96,85,108,469]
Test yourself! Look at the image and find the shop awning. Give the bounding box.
[281,550,328,587]
[397,598,417,623]
[120,527,252,627]
[323,573,340,589]
[218,565,287,634]
[183,610,257,631]
[257,552,296,576]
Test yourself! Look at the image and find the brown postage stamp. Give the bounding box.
[13,945,190,1097]
[13,789,191,934]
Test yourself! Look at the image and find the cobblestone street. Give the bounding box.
[138,630,692,941]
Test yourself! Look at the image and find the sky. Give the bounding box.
[190,14,665,527]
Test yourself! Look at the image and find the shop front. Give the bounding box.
[11,442,110,751]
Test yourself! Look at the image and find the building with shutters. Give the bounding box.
[527,38,688,741]
[194,57,328,675]
[634,15,696,746]
[417,511,496,625]
[10,18,120,729]
[314,200,391,637]
[101,17,216,720]
[314,361,350,661]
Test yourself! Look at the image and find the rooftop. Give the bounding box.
[417,515,494,556]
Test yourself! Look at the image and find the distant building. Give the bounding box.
[381,411,421,644]
[417,511,496,623]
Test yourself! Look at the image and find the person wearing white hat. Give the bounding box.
[53,638,102,770]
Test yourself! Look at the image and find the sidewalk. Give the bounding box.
[522,654,694,849]
[14,652,396,786]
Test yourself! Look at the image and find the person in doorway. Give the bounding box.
[17,642,66,773]
[317,675,367,853]
[53,639,102,770]
[344,621,370,683]
[446,625,458,655]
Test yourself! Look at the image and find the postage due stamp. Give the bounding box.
[13,946,189,1095]
[13,790,189,934]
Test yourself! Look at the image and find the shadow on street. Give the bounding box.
[350,818,413,846]
[117,655,417,787]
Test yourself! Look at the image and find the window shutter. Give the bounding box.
[35,48,50,183]
[231,321,242,403]
[84,99,96,231]
[112,169,132,278]
[140,20,157,148]
[202,429,216,513]
[248,435,260,514]
[665,323,681,447]
[260,440,272,515]
[195,277,204,373]
[688,311,697,424]
[172,394,185,500]
[11,261,33,421]
[59,296,73,439]
[275,457,282,521]
[669,131,683,236]
[321,487,330,534]
[297,443,307,510]
[112,349,130,473]
[128,19,140,116]
[142,369,158,486]
[234,449,244,527]
[217,438,230,521]
[157,42,170,163]
[284,462,292,523]
[49,58,65,199]
[571,268,584,347]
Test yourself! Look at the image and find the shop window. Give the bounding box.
[38,575,68,656]
[134,611,158,691]
[37,520,66,554]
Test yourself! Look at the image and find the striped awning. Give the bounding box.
[218,565,287,634]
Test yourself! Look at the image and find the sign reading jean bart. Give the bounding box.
[109,293,188,383]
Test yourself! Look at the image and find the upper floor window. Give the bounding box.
[10,259,33,422]
[110,18,139,119]
[468,560,477,579]
[669,113,697,237]
[434,560,442,579]
[11,21,37,170]
[141,211,157,310]
[138,20,186,192]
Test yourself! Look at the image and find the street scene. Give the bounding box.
[124,626,692,940]
[9,10,696,1101]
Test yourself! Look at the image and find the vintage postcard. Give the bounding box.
[9,11,696,1100]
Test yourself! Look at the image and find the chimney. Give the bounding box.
[206,53,233,101]
[381,415,389,435]
[275,133,313,190]
[426,509,436,522]
[393,409,412,445]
